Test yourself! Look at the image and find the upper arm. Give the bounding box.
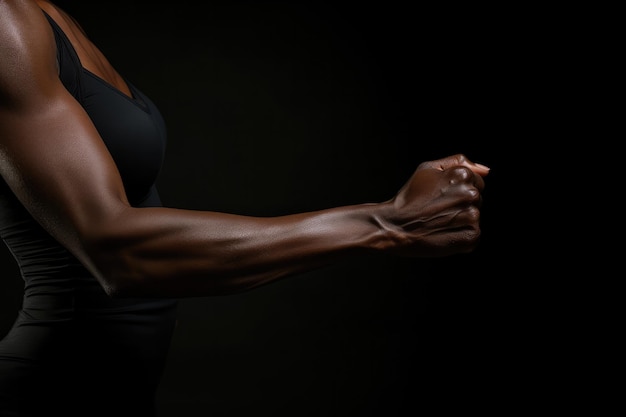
[0,2,130,261]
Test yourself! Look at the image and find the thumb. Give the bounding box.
[425,154,490,177]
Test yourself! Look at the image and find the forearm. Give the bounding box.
[84,202,395,297]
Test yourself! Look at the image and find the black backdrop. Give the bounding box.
[0,1,524,415]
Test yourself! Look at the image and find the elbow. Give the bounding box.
[82,237,147,298]
[99,274,139,298]
[93,258,147,299]
[99,278,124,298]
[77,208,163,298]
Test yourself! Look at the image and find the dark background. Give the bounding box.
[0,1,535,415]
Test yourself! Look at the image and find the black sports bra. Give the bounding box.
[48,11,168,205]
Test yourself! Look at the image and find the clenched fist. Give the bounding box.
[384,154,489,258]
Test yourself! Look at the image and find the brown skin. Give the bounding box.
[0,0,489,298]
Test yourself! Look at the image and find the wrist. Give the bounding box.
[360,201,400,254]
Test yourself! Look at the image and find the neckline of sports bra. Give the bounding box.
[41,8,149,113]
[81,68,150,113]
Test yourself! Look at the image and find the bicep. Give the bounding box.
[0,85,131,255]
[0,2,129,255]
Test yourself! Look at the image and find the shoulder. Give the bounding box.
[0,0,56,55]
[0,0,59,104]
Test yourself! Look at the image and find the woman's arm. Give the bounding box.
[0,1,488,298]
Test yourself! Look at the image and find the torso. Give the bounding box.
[0,2,177,415]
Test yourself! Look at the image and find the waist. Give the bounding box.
[21,281,177,322]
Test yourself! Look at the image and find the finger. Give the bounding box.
[447,166,485,192]
[452,155,490,177]
[422,154,490,177]
[465,161,490,177]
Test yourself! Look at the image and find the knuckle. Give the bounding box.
[455,154,468,165]
[463,225,481,245]
[466,187,481,203]
[465,205,481,222]
[450,166,472,182]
